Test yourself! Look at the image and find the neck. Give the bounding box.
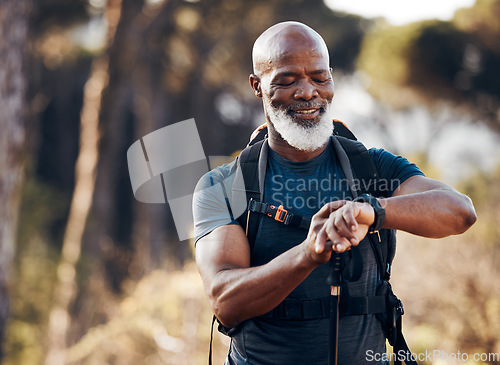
[267,126,329,162]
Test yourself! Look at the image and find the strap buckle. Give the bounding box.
[248,198,258,212]
[248,200,297,226]
[275,205,288,223]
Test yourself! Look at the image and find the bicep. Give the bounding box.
[392,175,456,197]
[195,224,251,289]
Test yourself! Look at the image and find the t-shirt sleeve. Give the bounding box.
[369,148,425,196]
[192,161,244,244]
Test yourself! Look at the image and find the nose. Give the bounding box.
[293,79,319,101]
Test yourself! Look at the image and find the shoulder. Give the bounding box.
[195,159,239,191]
[368,147,394,164]
[193,158,248,243]
[368,147,425,194]
[368,147,421,172]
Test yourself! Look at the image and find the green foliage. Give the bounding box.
[6,173,68,364]
[358,22,417,90]
[454,0,500,54]
[409,21,468,96]
[16,169,72,252]
[358,0,500,130]
[457,164,500,247]
[62,265,227,365]
[358,20,468,107]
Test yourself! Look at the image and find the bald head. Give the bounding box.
[252,22,330,77]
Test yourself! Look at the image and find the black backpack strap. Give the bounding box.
[333,136,394,278]
[333,119,357,140]
[334,136,417,363]
[331,136,360,199]
[335,136,388,197]
[247,200,311,230]
[234,139,268,250]
[263,295,387,320]
[209,315,216,365]
[394,322,418,365]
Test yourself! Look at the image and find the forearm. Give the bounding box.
[381,188,476,238]
[208,243,316,327]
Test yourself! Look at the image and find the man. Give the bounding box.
[193,21,476,365]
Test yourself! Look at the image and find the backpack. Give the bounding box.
[210,120,417,365]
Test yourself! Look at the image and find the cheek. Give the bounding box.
[319,88,334,102]
[267,87,279,100]
[268,88,293,105]
[320,85,335,102]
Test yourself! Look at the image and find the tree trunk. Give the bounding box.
[0,0,30,359]
[44,1,123,364]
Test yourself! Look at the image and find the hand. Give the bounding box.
[303,200,375,265]
[323,200,375,252]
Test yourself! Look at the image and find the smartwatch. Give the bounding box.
[353,193,385,233]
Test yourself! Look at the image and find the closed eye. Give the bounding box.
[277,81,294,86]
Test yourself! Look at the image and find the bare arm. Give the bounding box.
[196,224,317,327]
[324,175,477,250]
[382,175,477,238]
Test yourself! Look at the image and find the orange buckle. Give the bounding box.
[275,205,287,222]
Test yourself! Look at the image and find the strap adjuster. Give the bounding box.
[275,205,287,222]
[265,204,288,223]
[247,199,298,227]
[248,199,258,212]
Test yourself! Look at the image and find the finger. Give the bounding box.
[329,209,359,247]
[325,215,352,252]
[333,237,351,253]
[338,207,360,246]
[335,224,359,246]
[333,214,352,239]
[314,224,330,254]
[342,203,359,232]
[324,239,334,252]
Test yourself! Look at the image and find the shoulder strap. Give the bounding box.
[332,136,394,280]
[333,119,357,140]
[235,139,265,201]
[335,136,391,198]
[331,136,359,199]
[234,139,267,250]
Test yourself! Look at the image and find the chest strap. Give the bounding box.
[248,199,311,230]
[263,295,386,320]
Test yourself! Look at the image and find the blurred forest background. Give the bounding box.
[1,0,500,364]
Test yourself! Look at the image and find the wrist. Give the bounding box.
[353,194,386,233]
[301,236,329,267]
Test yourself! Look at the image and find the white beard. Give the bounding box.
[264,98,334,152]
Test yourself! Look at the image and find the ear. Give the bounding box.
[249,74,262,98]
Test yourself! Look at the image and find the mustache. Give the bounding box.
[284,101,328,113]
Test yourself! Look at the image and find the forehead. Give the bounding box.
[256,31,330,77]
[268,50,330,76]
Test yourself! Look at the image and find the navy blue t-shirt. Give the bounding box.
[193,140,424,365]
